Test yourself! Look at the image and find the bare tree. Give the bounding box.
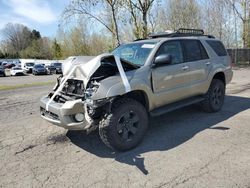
[226,0,250,47]
[0,23,42,56]
[166,0,201,30]
[1,23,28,53]
[125,0,142,38]
[63,0,121,45]
[125,0,155,38]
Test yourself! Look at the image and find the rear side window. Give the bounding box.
[182,40,209,62]
[206,40,227,56]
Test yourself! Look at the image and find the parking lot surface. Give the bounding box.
[0,68,250,187]
[0,73,57,86]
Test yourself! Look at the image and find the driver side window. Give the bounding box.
[156,41,183,64]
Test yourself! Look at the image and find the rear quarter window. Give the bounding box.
[206,40,227,56]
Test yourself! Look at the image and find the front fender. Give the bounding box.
[91,76,125,100]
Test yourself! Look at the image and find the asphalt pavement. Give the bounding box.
[0,68,250,187]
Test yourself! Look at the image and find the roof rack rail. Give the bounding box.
[148,28,215,39]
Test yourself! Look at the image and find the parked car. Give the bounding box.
[0,66,6,77]
[40,28,233,151]
[51,62,62,74]
[24,62,35,73]
[2,62,7,68]
[45,64,56,74]
[10,67,25,76]
[4,62,16,69]
[33,64,47,75]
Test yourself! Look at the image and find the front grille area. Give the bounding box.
[61,79,84,97]
[40,107,59,120]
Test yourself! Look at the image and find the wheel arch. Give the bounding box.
[213,72,225,85]
[120,90,149,112]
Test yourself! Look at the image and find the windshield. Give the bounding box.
[26,63,34,66]
[13,67,22,70]
[112,42,156,66]
[53,63,61,67]
[34,65,44,68]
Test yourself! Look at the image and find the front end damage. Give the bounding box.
[40,54,136,131]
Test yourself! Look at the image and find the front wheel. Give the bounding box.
[201,79,225,113]
[99,98,148,151]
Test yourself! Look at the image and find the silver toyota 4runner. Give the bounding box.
[40,28,233,151]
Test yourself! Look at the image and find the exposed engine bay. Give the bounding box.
[46,54,138,127]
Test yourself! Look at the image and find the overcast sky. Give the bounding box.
[0,0,70,38]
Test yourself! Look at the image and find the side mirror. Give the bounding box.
[154,54,172,66]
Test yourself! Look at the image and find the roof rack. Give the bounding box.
[148,28,215,39]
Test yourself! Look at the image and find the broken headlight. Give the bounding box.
[85,81,100,98]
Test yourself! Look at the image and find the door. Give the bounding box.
[181,40,212,95]
[151,40,192,107]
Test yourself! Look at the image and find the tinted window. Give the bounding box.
[199,42,209,59]
[53,63,62,67]
[206,40,227,56]
[183,40,208,61]
[26,63,35,66]
[156,41,183,64]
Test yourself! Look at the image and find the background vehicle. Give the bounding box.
[0,66,6,77]
[33,64,47,75]
[24,62,35,73]
[4,62,16,69]
[45,64,56,74]
[40,28,233,151]
[10,67,25,76]
[51,62,62,74]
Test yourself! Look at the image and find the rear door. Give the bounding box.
[181,39,211,95]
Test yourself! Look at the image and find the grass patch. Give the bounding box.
[0,81,55,91]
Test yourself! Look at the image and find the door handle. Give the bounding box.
[206,62,211,66]
[182,65,189,70]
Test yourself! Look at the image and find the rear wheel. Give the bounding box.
[201,79,225,112]
[99,98,148,151]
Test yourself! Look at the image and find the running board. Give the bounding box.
[150,96,204,117]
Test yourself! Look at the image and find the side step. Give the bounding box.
[150,96,204,117]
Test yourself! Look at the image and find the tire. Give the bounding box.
[99,98,148,151]
[201,79,225,113]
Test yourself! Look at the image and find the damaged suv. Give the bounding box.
[40,29,233,151]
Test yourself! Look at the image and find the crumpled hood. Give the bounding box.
[46,53,131,110]
[62,56,95,75]
[62,54,111,86]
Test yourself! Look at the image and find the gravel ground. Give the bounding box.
[0,68,250,187]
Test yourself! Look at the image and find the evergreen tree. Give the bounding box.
[51,39,62,59]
